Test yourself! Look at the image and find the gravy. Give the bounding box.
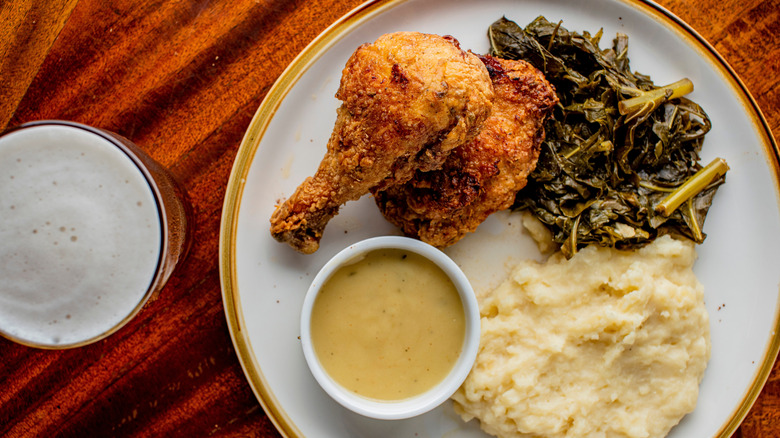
[310,249,465,401]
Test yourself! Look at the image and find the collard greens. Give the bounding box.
[489,16,728,257]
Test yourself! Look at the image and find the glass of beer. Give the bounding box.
[0,120,191,349]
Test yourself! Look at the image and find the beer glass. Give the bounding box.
[0,120,191,348]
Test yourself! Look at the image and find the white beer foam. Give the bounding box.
[0,125,162,346]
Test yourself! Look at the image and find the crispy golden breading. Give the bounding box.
[373,55,558,247]
[270,32,493,253]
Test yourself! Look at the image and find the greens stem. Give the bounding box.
[655,157,730,217]
[685,197,704,242]
[547,20,563,52]
[638,180,675,192]
[618,78,694,118]
[563,215,581,258]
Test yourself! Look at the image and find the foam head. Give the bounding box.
[0,123,163,348]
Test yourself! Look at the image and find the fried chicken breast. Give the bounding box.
[270,32,494,253]
[373,55,558,247]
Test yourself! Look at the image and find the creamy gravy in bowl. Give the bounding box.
[300,236,480,419]
[310,248,466,401]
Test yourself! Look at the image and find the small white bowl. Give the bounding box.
[300,236,480,420]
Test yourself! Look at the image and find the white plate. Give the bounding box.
[219,0,780,436]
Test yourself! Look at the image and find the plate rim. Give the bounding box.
[218,0,780,436]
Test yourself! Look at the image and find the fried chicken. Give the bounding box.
[269,32,494,253]
[373,55,558,247]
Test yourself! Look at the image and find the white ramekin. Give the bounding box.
[300,236,480,420]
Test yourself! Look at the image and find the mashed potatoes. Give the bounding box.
[452,235,710,438]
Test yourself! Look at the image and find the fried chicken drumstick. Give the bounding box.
[270,32,493,253]
[373,55,558,247]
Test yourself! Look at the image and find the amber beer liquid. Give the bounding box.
[0,121,189,348]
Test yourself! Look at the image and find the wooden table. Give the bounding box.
[1,0,778,436]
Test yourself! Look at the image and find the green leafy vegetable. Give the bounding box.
[489,16,728,258]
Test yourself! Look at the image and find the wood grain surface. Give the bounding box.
[1,0,778,436]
